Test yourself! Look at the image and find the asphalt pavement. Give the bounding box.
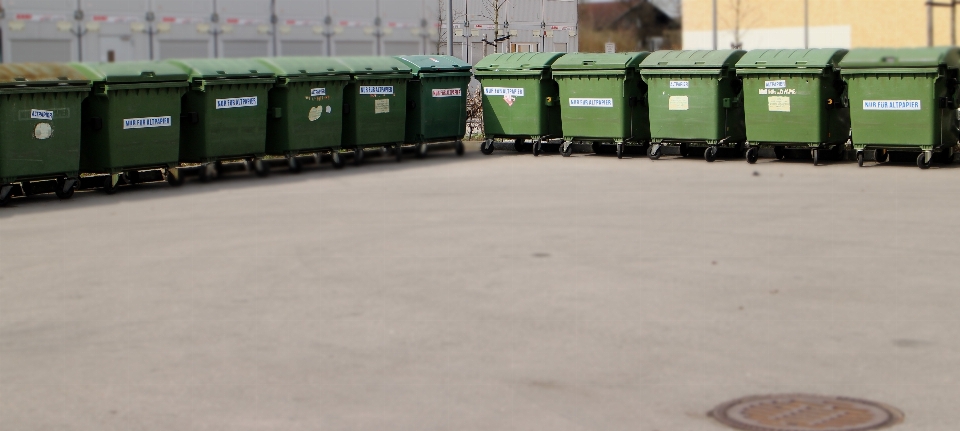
[1,143,958,431]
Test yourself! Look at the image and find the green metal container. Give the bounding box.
[552,51,651,158]
[395,55,473,157]
[69,61,189,191]
[840,47,960,169]
[338,57,412,164]
[640,50,747,162]
[474,52,566,156]
[0,63,90,205]
[257,57,351,170]
[165,58,275,179]
[737,49,850,165]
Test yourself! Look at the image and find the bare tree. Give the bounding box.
[434,0,466,55]
[725,0,755,49]
[478,0,509,54]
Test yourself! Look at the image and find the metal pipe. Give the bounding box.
[712,0,718,50]
[929,1,935,46]
[804,0,809,49]
[447,0,454,56]
[953,0,957,46]
[271,0,278,57]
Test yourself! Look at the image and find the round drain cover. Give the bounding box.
[710,394,903,431]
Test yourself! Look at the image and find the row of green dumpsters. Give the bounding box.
[474,47,960,168]
[0,55,473,203]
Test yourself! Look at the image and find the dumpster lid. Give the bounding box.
[164,58,275,80]
[394,55,472,74]
[839,47,960,70]
[736,49,848,70]
[335,57,412,76]
[474,52,566,71]
[0,63,90,87]
[640,50,746,69]
[69,61,189,83]
[551,52,651,71]
[256,57,352,78]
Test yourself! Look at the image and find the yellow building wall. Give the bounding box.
[683,0,957,47]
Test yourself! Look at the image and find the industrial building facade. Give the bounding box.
[0,0,578,64]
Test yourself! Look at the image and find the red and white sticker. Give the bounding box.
[225,18,264,25]
[14,13,68,22]
[432,88,462,98]
[161,16,207,25]
[91,15,140,23]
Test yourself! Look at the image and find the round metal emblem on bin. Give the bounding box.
[710,394,903,431]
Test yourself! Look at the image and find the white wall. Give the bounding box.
[683,25,852,50]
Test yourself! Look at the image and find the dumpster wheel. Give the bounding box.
[647,144,662,160]
[394,145,403,163]
[704,146,718,163]
[616,143,624,159]
[455,140,465,156]
[875,149,888,163]
[355,149,365,165]
[746,147,759,164]
[857,151,865,167]
[811,148,820,166]
[55,177,77,200]
[562,141,573,157]
[416,142,428,158]
[0,184,14,206]
[917,152,932,170]
[533,140,542,157]
[166,168,184,187]
[103,174,120,195]
[774,146,785,160]
[331,152,345,169]
[481,139,495,155]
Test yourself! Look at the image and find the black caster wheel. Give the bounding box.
[857,152,865,167]
[199,163,217,182]
[455,140,465,156]
[616,143,624,159]
[917,152,931,170]
[103,175,119,195]
[416,143,428,158]
[704,146,718,163]
[647,144,662,160]
[746,147,759,164]
[354,149,365,165]
[288,157,303,173]
[811,148,820,166]
[774,146,785,160]
[875,148,888,163]
[254,158,270,177]
[331,152,345,169]
[561,141,573,157]
[395,145,403,163]
[166,168,183,187]
[481,140,495,155]
[0,184,14,207]
[55,177,77,200]
[533,141,542,157]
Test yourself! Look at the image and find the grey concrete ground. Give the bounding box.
[1,144,958,431]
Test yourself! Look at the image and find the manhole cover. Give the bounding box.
[710,394,903,431]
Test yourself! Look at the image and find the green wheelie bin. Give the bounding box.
[69,61,189,193]
[641,50,747,162]
[840,47,960,169]
[395,55,473,158]
[737,49,850,166]
[257,57,351,171]
[474,52,565,156]
[165,59,275,181]
[552,51,651,159]
[338,57,412,165]
[0,63,90,206]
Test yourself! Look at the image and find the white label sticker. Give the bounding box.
[311,88,326,97]
[432,88,462,98]
[34,123,53,140]
[768,96,791,112]
[326,106,332,114]
[765,80,787,89]
[123,116,172,129]
[216,97,258,109]
[863,100,921,110]
[669,95,689,111]
[375,98,390,114]
[569,98,614,108]
[31,109,54,120]
[360,86,394,95]
[483,87,525,97]
[670,81,690,89]
[309,107,323,122]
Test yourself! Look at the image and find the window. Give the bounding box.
[510,43,539,53]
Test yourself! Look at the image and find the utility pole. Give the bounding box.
[712,0,718,50]
[270,0,278,57]
[447,0,454,56]
[927,0,958,46]
[804,0,809,49]
[71,0,87,61]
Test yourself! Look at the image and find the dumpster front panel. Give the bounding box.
[80,86,185,173]
[0,89,86,182]
[645,74,740,142]
[179,82,272,162]
[741,74,848,145]
[342,77,409,148]
[266,79,347,154]
[556,73,648,141]
[407,74,470,143]
[846,73,946,148]
[479,75,560,138]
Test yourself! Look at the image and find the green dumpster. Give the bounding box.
[338,57,412,164]
[640,50,747,162]
[840,47,960,169]
[0,63,90,206]
[737,49,850,166]
[257,57,351,171]
[165,59,275,180]
[474,52,565,156]
[552,51,651,159]
[395,55,473,158]
[69,61,189,192]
